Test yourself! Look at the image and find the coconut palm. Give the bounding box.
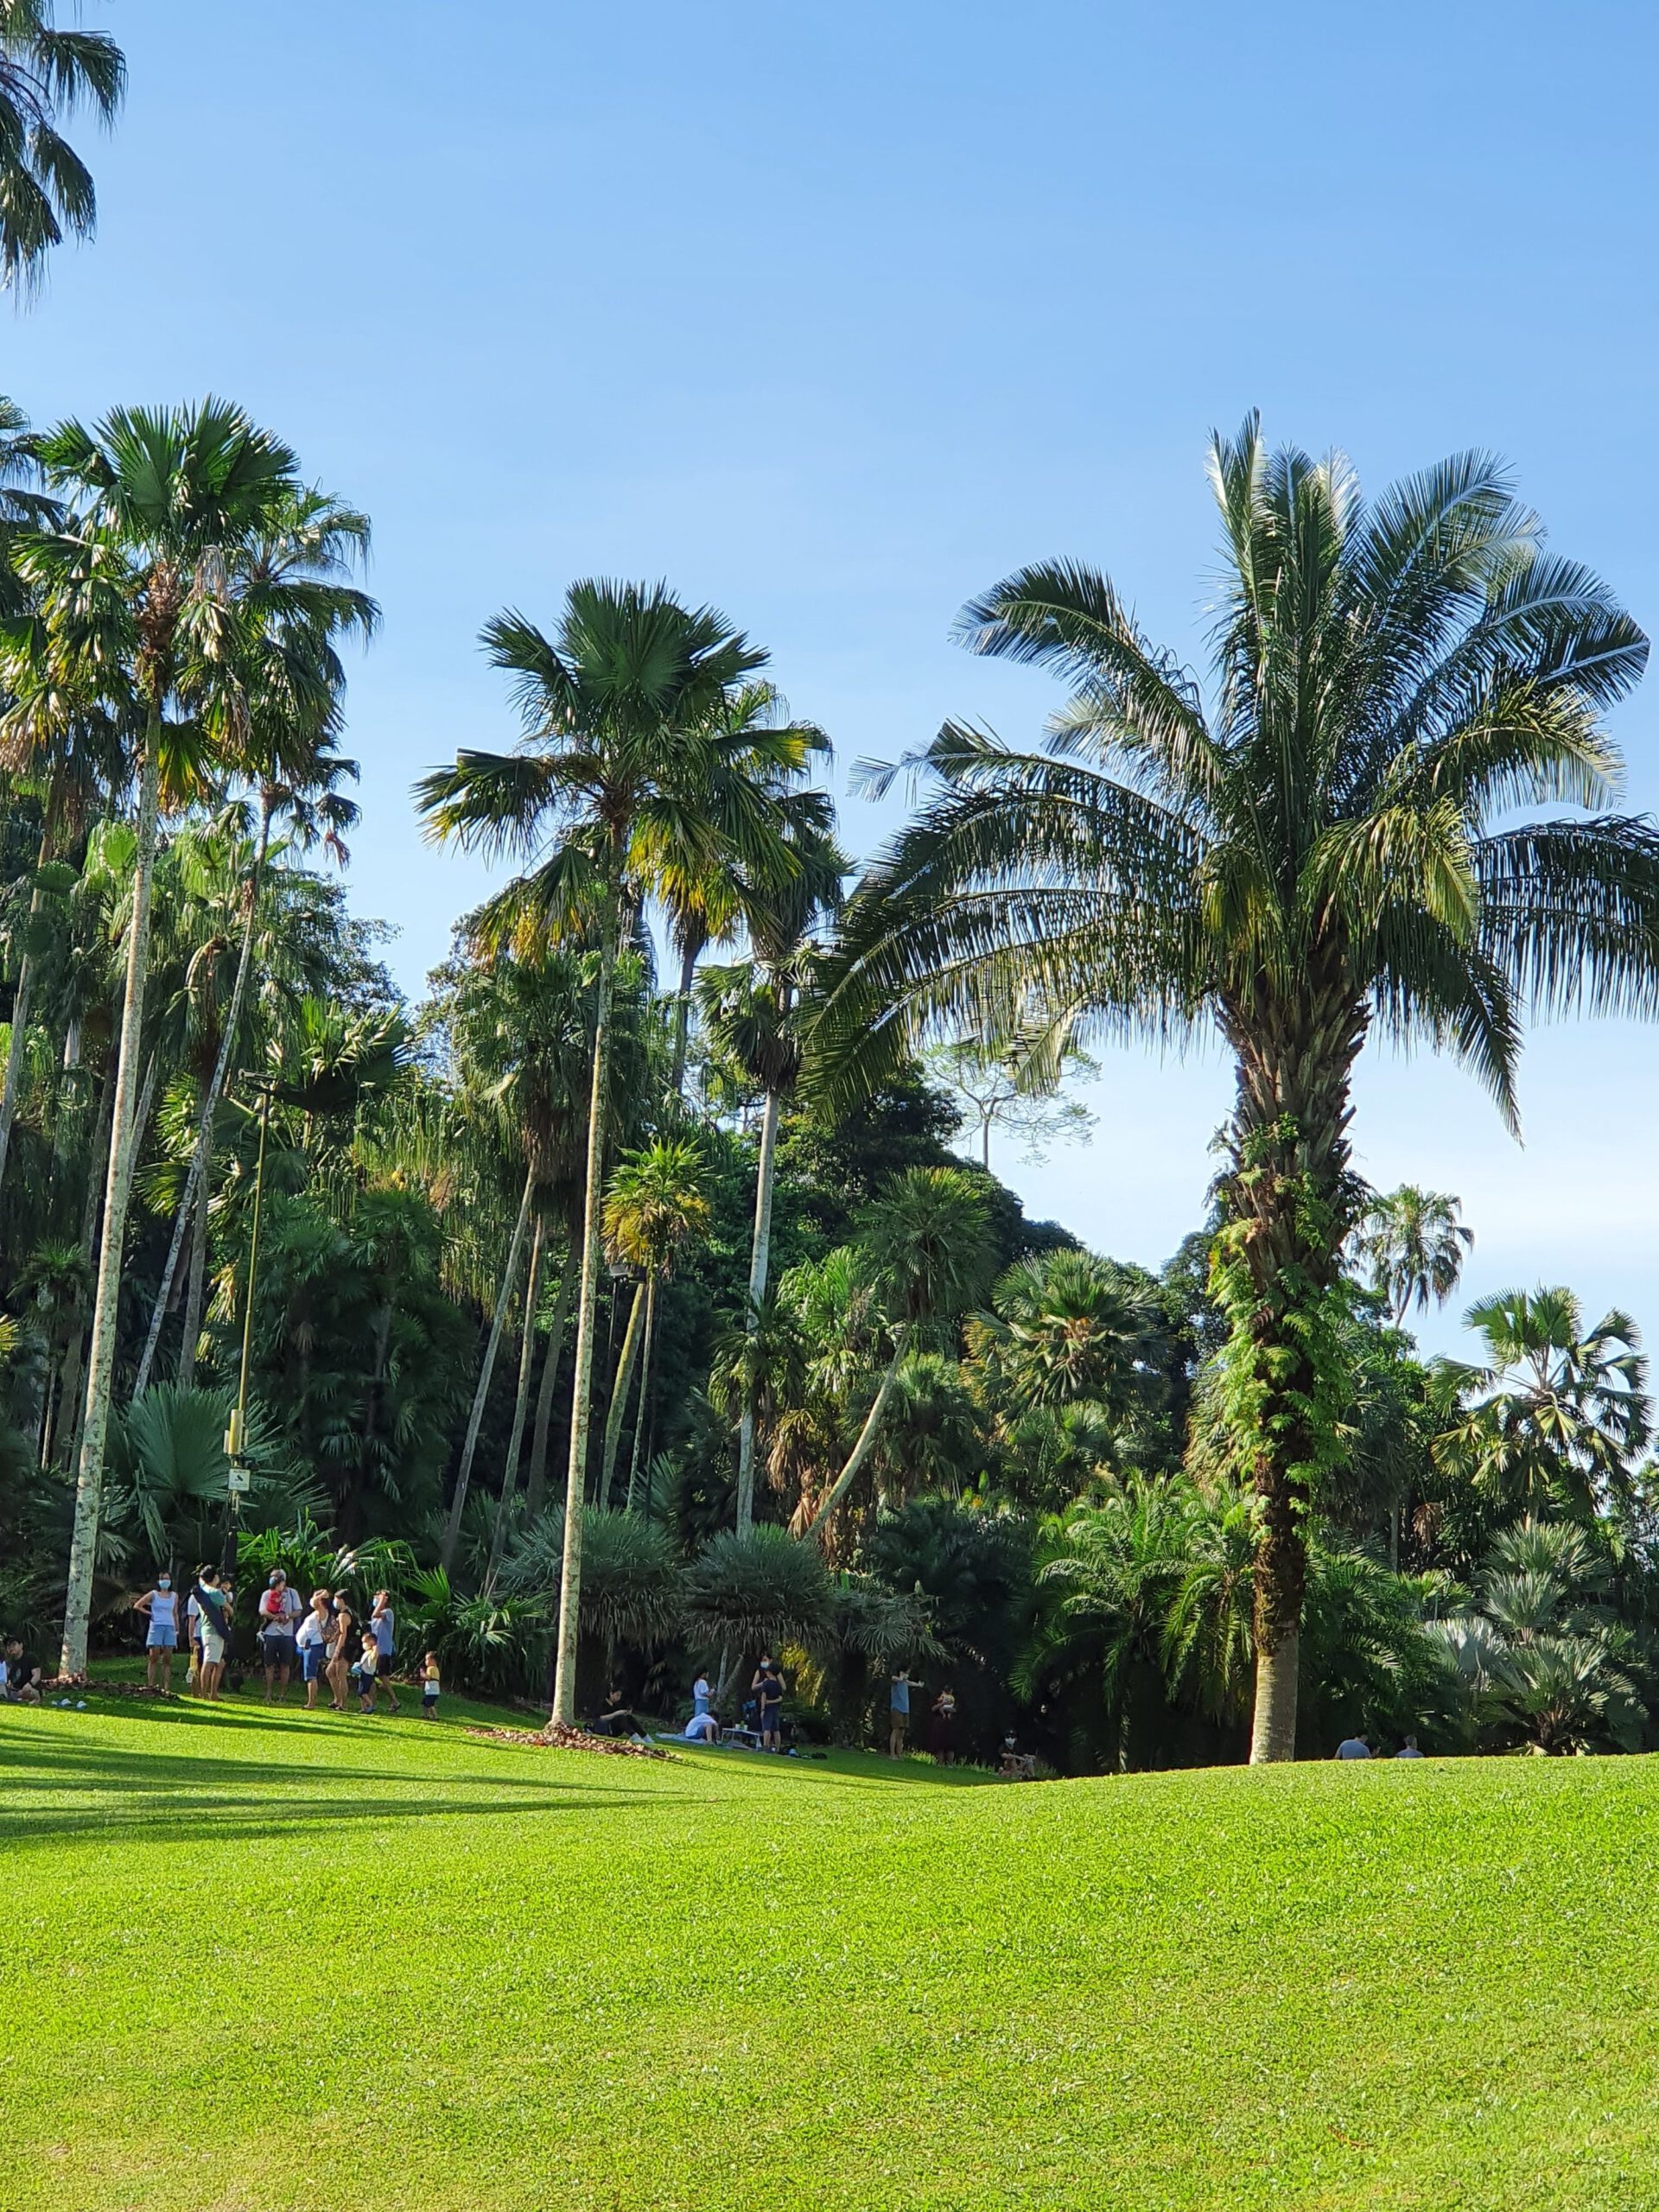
[1435,1288,1649,1522]
[0,1,124,296]
[812,416,1659,1758]
[597,1135,712,1511]
[416,578,804,1725]
[1355,1185,1472,1325]
[807,1166,993,1536]
[2,399,306,1677]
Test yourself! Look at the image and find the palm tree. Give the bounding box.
[597,1136,712,1509]
[130,487,376,1398]
[0,1,124,296]
[811,416,1659,1758]
[808,1165,993,1537]
[1435,1288,1649,1522]
[3,399,305,1678]
[416,578,800,1725]
[1355,1185,1472,1325]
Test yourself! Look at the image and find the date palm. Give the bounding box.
[0,0,124,296]
[1,398,306,1678]
[416,578,800,1724]
[813,414,1659,1758]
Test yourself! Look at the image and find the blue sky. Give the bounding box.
[10,0,1659,1351]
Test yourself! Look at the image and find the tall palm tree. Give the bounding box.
[597,1135,711,1509]
[810,415,1659,1759]
[130,487,376,1398]
[2,399,305,1678]
[1436,1287,1649,1522]
[807,1165,992,1537]
[1355,1185,1472,1325]
[416,579,798,1724]
[0,1,124,296]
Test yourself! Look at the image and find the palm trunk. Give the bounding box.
[0,937,36,1210]
[524,1239,575,1522]
[551,911,620,1726]
[485,1210,546,1585]
[626,1274,658,1512]
[1223,976,1366,1766]
[671,942,698,1097]
[600,1277,646,1505]
[178,1184,211,1389]
[59,730,162,1681]
[808,1321,912,1538]
[735,1084,782,1534]
[441,1160,536,1570]
[132,788,273,1400]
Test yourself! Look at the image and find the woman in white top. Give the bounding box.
[296,1590,333,1711]
[133,1573,180,1693]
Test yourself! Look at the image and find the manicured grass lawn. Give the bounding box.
[5,1690,1659,2209]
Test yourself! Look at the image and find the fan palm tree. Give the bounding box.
[1435,1287,1649,1522]
[416,578,802,1725]
[811,416,1659,1758]
[130,487,376,1398]
[0,1,124,296]
[2,399,306,1677]
[808,1165,993,1536]
[1355,1185,1472,1325]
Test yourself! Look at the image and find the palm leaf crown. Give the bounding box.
[812,413,1659,1131]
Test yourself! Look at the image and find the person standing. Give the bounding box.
[326,1592,355,1713]
[420,1652,441,1719]
[357,1631,381,1714]
[257,1569,302,1703]
[296,1590,332,1710]
[366,1590,400,1713]
[133,1572,180,1692]
[752,1655,785,1751]
[929,1684,957,1766]
[193,1569,232,1701]
[888,1668,917,1758]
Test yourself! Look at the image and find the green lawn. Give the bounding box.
[5,1691,1659,2209]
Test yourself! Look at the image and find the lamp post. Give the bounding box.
[221,1079,273,1573]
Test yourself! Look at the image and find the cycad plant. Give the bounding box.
[813,416,1659,1758]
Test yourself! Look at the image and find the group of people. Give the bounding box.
[131,1567,443,1718]
[887,1669,957,1763]
[670,1659,959,1763]
[1336,1732,1426,1760]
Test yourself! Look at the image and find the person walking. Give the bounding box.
[326,1592,355,1713]
[193,1569,232,1701]
[257,1569,302,1702]
[366,1590,400,1713]
[888,1668,918,1758]
[133,1572,180,1692]
[929,1684,957,1766]
[296,1590,332,1710]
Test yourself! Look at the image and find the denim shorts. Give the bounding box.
[146,1627,176,1650]
[301,1645,326,1682]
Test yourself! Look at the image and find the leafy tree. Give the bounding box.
[1354,1185,1472,1325]
[814,416,1659,1758]
[0,0,124,296]
[598,1135,712,1510]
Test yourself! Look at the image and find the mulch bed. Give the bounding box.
[464,1720,677,1761]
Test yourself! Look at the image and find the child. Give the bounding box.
[420,1652,441,1719]
[357,1630,379,1714]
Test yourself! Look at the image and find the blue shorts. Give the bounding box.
[302,1645,326,1682]
[146,1627,176,1650]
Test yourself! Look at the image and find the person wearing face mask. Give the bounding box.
[134,1571,181,1693]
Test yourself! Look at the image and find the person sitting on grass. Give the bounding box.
[594,1681,634,1738]
[420,1653,441,1718]
[1336,1732,1372,1760]
[133,1572,180,1692]
[1,1637,41,1704]
[357,1631,381,1714]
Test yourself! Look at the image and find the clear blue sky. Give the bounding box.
[11,0,1659,1351]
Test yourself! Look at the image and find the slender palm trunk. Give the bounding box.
[59,733,162,1681]
[485,1210,546,1585]
[626,1274,658,1511]
[524,1240,575,1521]
[178,1185,210,1389]
[808,1321,912,1538]
[735,1084,782,1534]
[551,915,620,1726]
[671,942,698,1097]
[601,1277,646,1505]
[133,788,273,1399]
[1223,979,1367,1766]
[0,824,52,1211]
[441,1161,535,1570]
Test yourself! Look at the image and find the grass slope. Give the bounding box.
[4,1691,1659,2210]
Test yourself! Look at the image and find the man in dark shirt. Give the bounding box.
[2,1638,41,1704]
[753,1656,785,1751]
